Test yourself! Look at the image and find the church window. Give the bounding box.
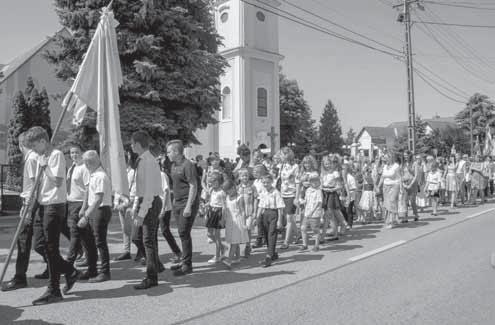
[222,86,232,120]
[256,11,265,22]
[220,12,229,23]
[257,88,268,117]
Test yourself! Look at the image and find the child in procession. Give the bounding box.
[358,166,375,224]
[299,172,323,252]
[424,161,442,216]
[237,168,258,257]
[222,179,250,267]
[204,171,226,264]
[257,173,285,267]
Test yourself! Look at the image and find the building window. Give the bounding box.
[221,87,232,120]
[256,11,265,22]
[220,12,229,23]
[257,88,268,117]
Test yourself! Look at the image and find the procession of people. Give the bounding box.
[2,125,494,305]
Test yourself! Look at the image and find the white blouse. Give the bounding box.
[382,163,401,185]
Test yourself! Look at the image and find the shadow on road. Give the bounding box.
[0,304,63,324]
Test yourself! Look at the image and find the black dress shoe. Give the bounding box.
[170,263,183,271]
[140,257,146,266]
[78,270,98,281]
[62,269,80,294]
[263,256,272,268]
[34,268,49,279]
[173,267,192,277]
[88,273,111,283]
[32,290,63,305]
[1,277,27,292]
[114,252,131,261]
[134,278,158,290]
[158,263,165,273]
[272,253,279,261]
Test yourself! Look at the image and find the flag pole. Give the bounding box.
[0,95,72,285]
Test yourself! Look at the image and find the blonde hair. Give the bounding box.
[82,150,100,167]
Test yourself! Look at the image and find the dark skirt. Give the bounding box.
[206,206,224,229]
[322,191,341,210]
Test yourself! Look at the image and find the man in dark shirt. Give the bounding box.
[167,140,199,276]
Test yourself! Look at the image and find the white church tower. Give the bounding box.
[187,0,283,159]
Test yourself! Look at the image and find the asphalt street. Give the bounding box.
[0,202,495,324]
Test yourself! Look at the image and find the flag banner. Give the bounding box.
[62,6,129,197]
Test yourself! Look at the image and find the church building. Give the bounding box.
[187,0,283,159]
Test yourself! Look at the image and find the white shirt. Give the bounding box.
[209,188,226,208]
[279,163,299,198]
[456,160,466,174]
[253,179,265,195]
[321,171,340,189]
[304,187,323,219]
[88,167,112,207]
[67,163,90,202]
[127,168,137,198]
[38,149,67,205]
[382,163,401,185]
[258,188,285,209]
[426,170,443,191]
[21,150,38,199]
[347,173,357,191]
[135,150,162,219]
[161,172,172,212]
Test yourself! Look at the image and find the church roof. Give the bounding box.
[0,28,70,86]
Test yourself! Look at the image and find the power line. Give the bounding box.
[413,20,495,28]
[415,15,495,83]
[280,0,402,54]
[423,1,495,10]
[414,60,471,97]
[240,0,403,58]
[414,68,467,103]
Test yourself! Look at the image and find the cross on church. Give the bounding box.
[267,126,278,156]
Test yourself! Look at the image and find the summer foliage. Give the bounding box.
[6,78,51,190]
[279,72,315,158]
[317,100,344,154]
[46,0,227,148]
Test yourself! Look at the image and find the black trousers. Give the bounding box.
[14,201,46,280]
[87,206,112,275]
[140,197,162,281]
[346,201,355,228]
[256,213,265,244]
[159,210,181,256]
[262,209,278,258]
[173,199,198,269]
[66,202,85,265]
[41,203,75,293]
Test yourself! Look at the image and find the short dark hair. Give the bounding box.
[131,131,151,149]
[25,126,49,145]
[166,139,184,154]
[69,143,83,152]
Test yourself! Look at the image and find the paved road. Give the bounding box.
[1,203,495,324]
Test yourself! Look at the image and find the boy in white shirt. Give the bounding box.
[1,132,47,292]
[300,173,323,252]
[26,127,78,306]
[256,173,285,267]
[78,150,113,283]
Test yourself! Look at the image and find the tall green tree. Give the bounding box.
[317,100,344,154]
[393,115,428,153]
[279,73,315,158]
[6,79,51,190]
[456,93,494,142]
[46,0,227,148]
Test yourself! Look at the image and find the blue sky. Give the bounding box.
[1,0,494,134]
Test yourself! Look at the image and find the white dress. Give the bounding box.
[224,196,249,244]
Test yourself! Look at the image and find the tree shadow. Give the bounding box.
[0,304,63,324]
[319,244,363,252]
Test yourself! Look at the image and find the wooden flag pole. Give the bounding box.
[0,98,70,285]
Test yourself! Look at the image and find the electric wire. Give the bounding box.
[413,21,495,28]
[423,1,495,10]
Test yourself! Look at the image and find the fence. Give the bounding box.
[0,164,22,213]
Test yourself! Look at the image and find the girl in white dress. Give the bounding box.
[222,180,249,267]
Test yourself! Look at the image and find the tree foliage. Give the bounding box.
[6,78,51,190]
[317,100,344,154]
[345,128,356,145]
[455,93,495,144]
[279,72,315,158]
[46,0,227,149]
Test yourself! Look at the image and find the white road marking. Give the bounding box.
[349,240,407,262]
[465,208,495,219]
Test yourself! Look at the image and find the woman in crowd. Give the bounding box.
[371,155,384,219]
[445,155,458,209]
[378,152,401,229]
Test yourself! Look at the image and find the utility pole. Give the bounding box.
[470,104,473,156]
[396,0,422,154]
